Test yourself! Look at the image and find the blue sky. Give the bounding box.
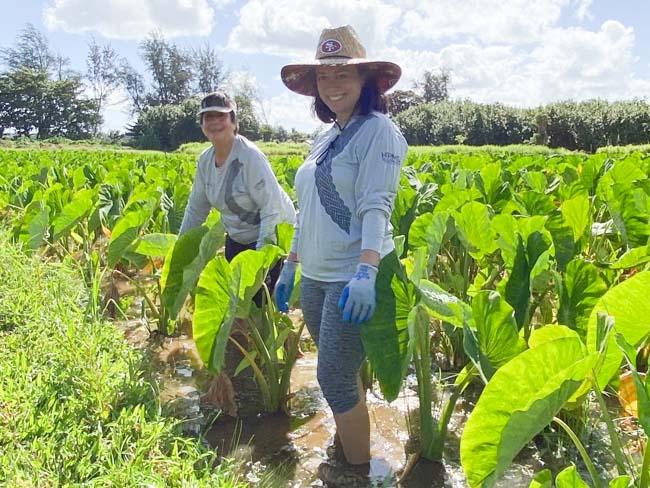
[2,1,649,134]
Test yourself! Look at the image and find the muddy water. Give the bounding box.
[115,299,630,487]
[198,351,559,488]
[116,316,571,487]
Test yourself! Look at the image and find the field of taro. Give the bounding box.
[1,145,650,487]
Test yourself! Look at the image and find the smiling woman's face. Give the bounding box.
[201,111,236,145]
[316,64,364,125]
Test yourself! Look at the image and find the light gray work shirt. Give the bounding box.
[294,111,408,282]
[179,134,296,248]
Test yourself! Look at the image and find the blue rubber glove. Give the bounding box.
[274,260,297,313]
[338,263,378,325]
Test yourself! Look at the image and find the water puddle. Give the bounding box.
[197,351,551,487]
[111,284,638,487]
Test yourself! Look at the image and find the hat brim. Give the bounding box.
[198,106,235,115]
[281,59,401,97]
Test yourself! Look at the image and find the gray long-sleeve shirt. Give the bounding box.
[293,111,408,282]
[179,135,296,248]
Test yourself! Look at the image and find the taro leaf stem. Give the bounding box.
[553,416,603,488]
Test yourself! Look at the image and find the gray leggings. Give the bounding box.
[300,276,366,414]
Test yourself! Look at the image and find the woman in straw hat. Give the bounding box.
[274,25,407,481]
[180,90,296,303]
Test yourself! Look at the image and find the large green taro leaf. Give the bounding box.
[230,246,281,317]
[504,232,550,329]
[361,251,417,402]
[15,200,49,250]
[557,258,608,336]
[51,188,94,241]
[464,290,526,382]
[561,193,590,243]
[587,271,650,388]
[135,233,177,257]
[460,332,598,488]
[193,257,239,372]
[192,246,281,372]
[452,201,498,259]
[408,211,449,266]
[107,208,149,267]
[418,279,471,329]
[161,221,225,319]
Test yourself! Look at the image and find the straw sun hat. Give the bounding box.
[281,25,402,97]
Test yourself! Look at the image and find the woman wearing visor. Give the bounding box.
[180,90,296,299]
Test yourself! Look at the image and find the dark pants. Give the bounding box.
[225,235,282,308]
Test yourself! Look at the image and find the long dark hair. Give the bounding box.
[312,67,388,123]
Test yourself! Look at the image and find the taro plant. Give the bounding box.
[159,212,225,329]
[460,270,650,487]
[192,243,303,414]
[233,284,305,415]
[617,334,650,488]
[106,199,182,333]
[530,466,632,488]
[364,247,525,464]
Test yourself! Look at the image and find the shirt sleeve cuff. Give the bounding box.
[361,208,388,252]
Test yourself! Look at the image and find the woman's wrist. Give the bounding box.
[359,249,379,267]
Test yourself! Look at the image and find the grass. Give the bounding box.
[0,136,132,151]
[0,232,245,487]
[408,144,577,156]
[176,140,311,158]
[596,144,650,156]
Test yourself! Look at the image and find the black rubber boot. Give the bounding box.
[317,460,371,487]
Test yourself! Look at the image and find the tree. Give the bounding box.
[0,68,99,139]
[0,25,98,139]
[86,37,120,134]
[234,94,260,140]
[386,89,424,116]
[130,100,203,151]
[274,126,288,142]
[229,73,270,125]
[117,60,146,114]
[192,42,226,94]
[259,124,273,142]
[415,68,451,104]
[289,128,306,143]
[140,31,192,105]
[0,23,55,73]
[51,53,73,81]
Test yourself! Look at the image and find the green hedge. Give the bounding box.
[395,99,650,152]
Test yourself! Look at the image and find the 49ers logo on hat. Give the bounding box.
[320,39,342,54]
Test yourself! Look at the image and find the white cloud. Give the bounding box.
[43,0,215,40]
[211,0,237,7]
[395,0,570,45]
[227,0,401,58]
[264,92,323,134]
[387,20,650,107]
[574,0,593,21]
[520,21,646,103]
